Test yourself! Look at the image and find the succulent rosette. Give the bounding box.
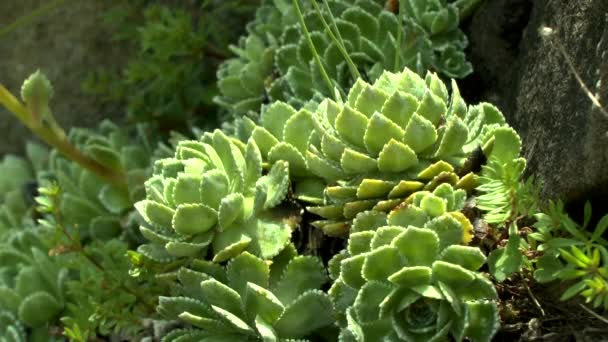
[0,230,66,332]
[135,129,295,263]
[216,0,472,118]
[158,247,335,341]
[240,67,517,236]
[45,120,156,241]
[328,185,499,342]
[0,311,26,342]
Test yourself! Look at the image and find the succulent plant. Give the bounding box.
[401,0,474,78]
[158,247,335,341]
[135,129,296,264]
[0,143,47,238]
[216,0,472,118]
[0,230,66,331]
[240,67,516,236]
[0,311,26,342]
[45,120,156,241]
[328,186,499,342]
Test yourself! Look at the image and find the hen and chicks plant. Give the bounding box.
[239,66,517,237]
[135,129,295,264]
[0,0,563,340]
[216,0,475,117]
[158,247,334,341]
[329,185,499,342]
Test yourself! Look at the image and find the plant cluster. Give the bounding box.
[216,0,476,118]
[0,0,606,341]
[83,0,258,130]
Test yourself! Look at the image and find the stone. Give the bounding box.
[465,0,608,205]
[0,1,131,155]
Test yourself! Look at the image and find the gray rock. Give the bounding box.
[0,1,130,154]
[467,0,608,203]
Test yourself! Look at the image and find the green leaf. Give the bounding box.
[464,301,500,342]
[388,266,432,288]
[173,174,203,205]
[340,148,377,174]
[213,231,252,263]
[402,113,437,153]
[561,281,588,302]
[420,194,447,217]
[251,127,280,158]
[391,227,439,266]
[361,246,404,281]
[347,231,375,255]
[380,91,418,128]
[257,160,290,210]
[336,105,369,148]
[283,109,316,154]
[165,237,212,257]
[87,145,122,171]
[592,214,608,243]
[377,139,418,173]
[199,170,230,210]
[340,254,366,289]
[416,88,447,125]
[273,256,326,305]
[268,143,307,177]
[274,290,333,338]
[583,201,592,230]
[351,210,388,233]
[219,193,246,230]
[388,206,428,228]
[254,316,278,342]
[262,102,297,140]
[200,279,244,319]
[89,216,122,241]
[135,200,175,228]
[354,83,389,117]
[363,113,406,157]
[488,229,522,282]
[434,116,467,158]
[210,305,255,335]
[356,179,395,199]
[226,252,269,298]
[244,282,284,324]
[439,245,486,271]
[172,204,218,235]
[431,261,475,290]
[18,292,61,327]
[353,281,392,323]
[534,254,564,283]
[0,287,21,313]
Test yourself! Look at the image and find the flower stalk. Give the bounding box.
[0,72,127,190]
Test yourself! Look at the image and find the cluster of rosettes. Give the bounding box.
[157,246,334,341]
[0,230,66,332]
[45,120,156,241]
[135,65,520,341]
[329,185,499,342]
[0,143,46,238]
[136,129,295,263]
[239,67,518,236]
[216,0,472,117]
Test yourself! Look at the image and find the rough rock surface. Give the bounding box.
[465,0,608,205]
[0,1,131,155]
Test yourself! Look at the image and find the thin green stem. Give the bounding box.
[0,0,69,40]
[394,0,405,72]
[0,84,128,191]
[311,0,361,81]
[49,192,156,313]
[292,0,336,98]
